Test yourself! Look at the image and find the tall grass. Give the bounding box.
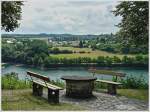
[2,72,148,90]
[2,72,31,89]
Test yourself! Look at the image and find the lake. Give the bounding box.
[2,64,148,83]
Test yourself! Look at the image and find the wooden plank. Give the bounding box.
[88,69,126,77]
[33,80,63,90]
[96,79,122,85]
[27,71,50,82]
[47,83,63,90]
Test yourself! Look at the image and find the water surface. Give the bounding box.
[2,64,148,83]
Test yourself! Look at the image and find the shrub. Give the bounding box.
[113,56,121,63]
[2,72,31,89]
[79,51,85,53]
[120,75,148,89]
[135,54,144,64]
[105,56,113,65]
[97,56,105,65]
[122,56,134,64]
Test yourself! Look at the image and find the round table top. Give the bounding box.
[61,75,97,81]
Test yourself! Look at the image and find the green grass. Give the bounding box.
[117,89,148,101]
[52,47,134,59]
[2,89,84,111]
[95,89,148,101]
[2,73,31,89]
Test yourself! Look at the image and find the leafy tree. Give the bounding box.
[1,1,23,32]
[113,1,148,49]
[79,41,83,48]
[97,56,105,65]
[113,56,121,63]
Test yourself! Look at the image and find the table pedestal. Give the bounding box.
[65,80,94,98]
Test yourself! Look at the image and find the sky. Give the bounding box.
[3,0,121,34]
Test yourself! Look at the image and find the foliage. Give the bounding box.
[120,75,148,89]
[79,41,83,48]
[49,47,73,54]
[2,72,31,89]
[95,75,148,90]
[113,1,148,51]
[2,39,148,67]
[1,1,23,32]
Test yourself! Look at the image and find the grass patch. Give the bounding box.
[2,72,31,89]
[117,89,148,101]
[2,89,84,111]
[52,47,134,59]
[95,89,148,101]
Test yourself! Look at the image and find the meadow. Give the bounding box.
[51,47,134,59]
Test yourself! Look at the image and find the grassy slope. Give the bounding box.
[2,89,84,111]
[96,89,148,101]
[117,89,148,101]
[51,47,134,59]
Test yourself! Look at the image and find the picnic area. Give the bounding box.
[2,70,148,111]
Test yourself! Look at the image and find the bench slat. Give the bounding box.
[27,71,50,82]
[96,79,122,85]
[88,69,126,77]
[33,80,63,90]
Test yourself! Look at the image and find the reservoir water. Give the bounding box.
[2,64,148,83]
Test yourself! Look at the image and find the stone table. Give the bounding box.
[61,76,97,98]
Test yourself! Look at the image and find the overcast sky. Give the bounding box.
[3,0,121,34]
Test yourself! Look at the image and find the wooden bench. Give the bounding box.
[89,69,125,95]
[27,71,63,103]
[96,79,122,95]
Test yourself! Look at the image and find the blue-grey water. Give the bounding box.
[2,64,148,83]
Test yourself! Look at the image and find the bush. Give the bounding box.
[135,54,144,64]
[113,56,121,63]
[2,72,31,89]
[79,51,85,53]
[97,56,105,65]
[122,56,134,64]
[120,75,148,89]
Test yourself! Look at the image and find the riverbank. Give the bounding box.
[2,89,148,111]
[2,62,148,69]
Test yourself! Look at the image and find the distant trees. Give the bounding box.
[1,1,23,32]
[2,39,148,67]
[2,39,49,67]
[79,41,83,48]
[49,48,73,54]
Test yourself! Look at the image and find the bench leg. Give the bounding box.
[32,82,43,96]
[107,84,117,95]
[48,89,59,103]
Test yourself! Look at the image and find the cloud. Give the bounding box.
[4,0,121,34]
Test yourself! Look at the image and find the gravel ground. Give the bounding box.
[59,90,148,111]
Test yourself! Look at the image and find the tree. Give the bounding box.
[113,1,148,49]
[79,41,83,48]
[2,1,23,32]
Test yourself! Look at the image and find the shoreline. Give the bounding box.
[2,62,148,71]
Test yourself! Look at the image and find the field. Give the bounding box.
[51,47,134,59]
